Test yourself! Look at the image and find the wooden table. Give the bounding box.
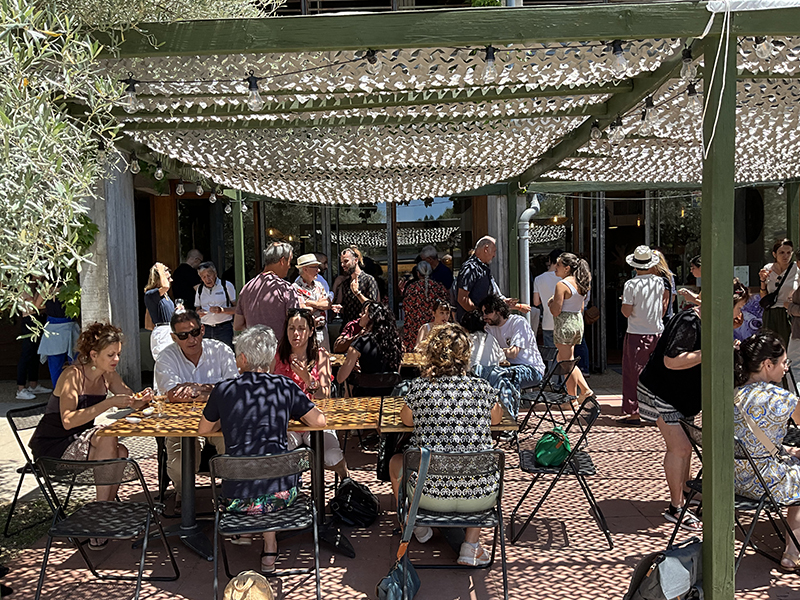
[330,352,425,369]
[99,396,384,556]
[378,396,519,433]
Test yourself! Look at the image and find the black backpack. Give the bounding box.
[329,478,380,527]
[624,538,703,600]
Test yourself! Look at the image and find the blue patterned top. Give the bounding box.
[733,382,800,503]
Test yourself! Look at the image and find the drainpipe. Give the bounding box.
[518,194,541,324]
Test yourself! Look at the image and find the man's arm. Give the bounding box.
[621,304,634,318]
[197,416,221,435]
[233,313,246,331]
[457,288,474,313]
[300,406,327,428]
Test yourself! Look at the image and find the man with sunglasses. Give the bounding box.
[155,310,238,499]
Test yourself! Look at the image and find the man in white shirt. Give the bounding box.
[533,249,562,348]
[480,294,545,416]
[620,246,670,425]
[194,261,237,348]
[155,310,239,495]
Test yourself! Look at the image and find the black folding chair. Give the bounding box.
[399,449,509,600]
[509,396,612,548]
[210,449,321,600]
[350,371,402,398]
[517,358,580,438]
[34,457,179,600]
[4,402,56,536]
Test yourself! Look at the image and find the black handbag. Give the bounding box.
[329,477,380,527]
[623,537,702,600]
[376,447,431,600]
[760,264,794,309]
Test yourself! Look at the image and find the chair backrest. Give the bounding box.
[679,419,704,463]
[541,358,580,392]
[37,457,151,513]
[733,435,778,504]
[401,449,505,507]
[539,347,559,364]
[563,395,601,448]
[352,372,402,390]
[209,449,314,501]
[7,402,48,465]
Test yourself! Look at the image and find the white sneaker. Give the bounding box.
[15,389,36,400]
[458,542,491,567]
[28,385,52,395]
[413,526,432,544]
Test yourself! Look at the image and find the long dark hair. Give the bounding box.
[734,331,785,387]
[362,301,402,371]
[559,252,592,296]
[276,308,319,366]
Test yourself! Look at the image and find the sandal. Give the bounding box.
[88,538,109,551]
[683,490,702,507]
[663,504,703,532]
[260,551,278,574]
[781,552,800,572]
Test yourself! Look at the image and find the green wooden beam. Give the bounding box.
[98,3,715,58]
[733,7,800,35]
[530,180,701,193]
[701,28,736,600]
[121,102,606,132]
[518,37,708,185]
[506,181,520,299]
[787,182,800,247]
[111,82,630,119]
[225,189,248,295]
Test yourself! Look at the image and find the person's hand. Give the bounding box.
[504,297,519,307]
[210,306,222,314]
[733,312,744,328]
[677,288,691,298]
[515,303,531,314]
[290,356,311,383]
[759,267,770,283]
[109,394,135,409]
[172,383,201,400]
[134,388,154,403]
[350,273,360,295]
[332,304,342,314]
[196,309,208,317]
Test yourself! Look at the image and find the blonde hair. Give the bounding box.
[654,250,673,280]
[421,323,472,379]
[144,263,162,293]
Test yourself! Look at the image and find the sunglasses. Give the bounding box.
[174,327,202,340]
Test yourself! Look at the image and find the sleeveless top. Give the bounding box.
[560,279,586,313]
[29,368,108,460]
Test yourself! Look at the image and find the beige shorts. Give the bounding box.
[553,311,584,346]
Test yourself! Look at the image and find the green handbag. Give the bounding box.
[534,426,572,467]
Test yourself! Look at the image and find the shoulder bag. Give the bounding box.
[534,426,571,467]
[376,447,431,600]
[624,537,703,600]
[760,264,794,310]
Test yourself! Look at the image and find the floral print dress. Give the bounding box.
[402,278,449,352]
[734,381,800,503]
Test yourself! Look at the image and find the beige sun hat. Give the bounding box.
[296,253,322,267]
[626,245,659,270]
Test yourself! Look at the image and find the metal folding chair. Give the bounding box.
[517,358,580,439]
[399,448,509,600]
[350,371,402,398]
[509,396,612,548]
[209,449,321,600]
[4,402,56,536]
[34,457,179,600]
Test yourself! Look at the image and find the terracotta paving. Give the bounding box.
[4,396,800,599]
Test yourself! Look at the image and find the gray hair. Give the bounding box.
[234,325,278,371]
[263,242,293,266]
[417,261,432,278]
[420,245,438,260]
[197,261,217,275]
[474,236,496,252]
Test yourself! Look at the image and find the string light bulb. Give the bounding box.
[365,50,383,76]
[224,202,232,214]
[245,71,265,112]
[154,161,164,181]
[590,121,602,141]
[755,36,773,60]
[241,201,248,213]
[686,83,702,115]
[176,180,185,196]
[778,182,786,195]
[208,190,217,203]
[122,75,140,114]
[611,40,628,77]
[482,46,498,84]
[195,181,204,196]
[609,115,625,145]
[680,48,697,83]
[129,153,141,174]
[638,109,652,136]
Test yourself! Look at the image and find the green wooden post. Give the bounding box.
[787,181,800,246]
[224,189,247,293]
[701,30,737,600]
[507,182,519,299]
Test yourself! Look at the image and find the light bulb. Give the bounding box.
[680,48,696,83]
[366,50,383,76]
[686,83,702,115]
[241,202,248,213]
[609,115,625,144]
[154,162,164,180]
[482,46,497,84]
[638,110,652,136]
[611,40,627,77]
[246,72,264,112]
[778,182,786,195]
[195,182,204,196]
[122,77,139,114]
[755,36,772,60]
[590,121,602,141]
[643,96,658,125]
[224,203,232,214]
[209,191,217,203]
[176,181,185,196]
[129,154,141,174]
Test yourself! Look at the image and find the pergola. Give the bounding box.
[96,2,800,597]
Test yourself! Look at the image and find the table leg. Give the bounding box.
[310,430,356,558]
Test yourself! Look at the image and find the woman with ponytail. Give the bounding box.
[734,330,800,570]
[548,252,593,402]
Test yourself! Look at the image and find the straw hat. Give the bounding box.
[296,253,321,268]
[626,245,659,270]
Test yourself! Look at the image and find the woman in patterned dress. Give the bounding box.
[388,323,503,566]
[401,261,449,353]
[734,330,800,570]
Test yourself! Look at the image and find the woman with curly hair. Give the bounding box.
[389,323,503,566]
[29,323,152,546]
[337,301,402,386]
